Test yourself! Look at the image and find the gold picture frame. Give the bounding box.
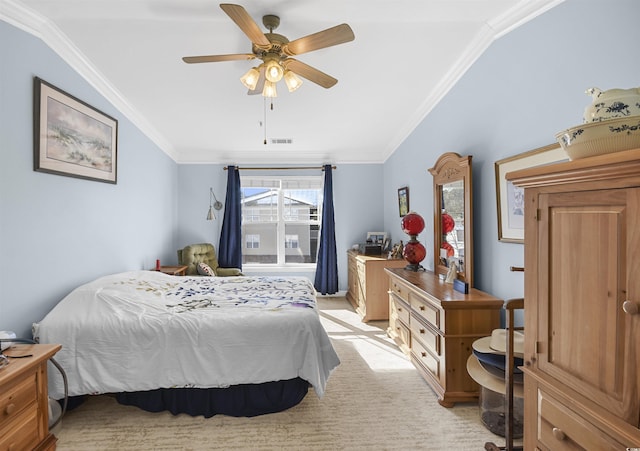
[495,143,567,243]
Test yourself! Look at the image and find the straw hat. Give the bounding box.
[472,329,524,358]
[466,328,526,396]
[466,355,524,397]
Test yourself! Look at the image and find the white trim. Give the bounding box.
[0,0,178,161]
[380,0,565,163]
[243,264,317,274]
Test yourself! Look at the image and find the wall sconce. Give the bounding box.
[206,188,223,220]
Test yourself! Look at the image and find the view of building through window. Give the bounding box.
[241,176,323,265]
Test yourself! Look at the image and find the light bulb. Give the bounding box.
[262,80,277,98]
[264,60,284,83]
[284,70,303,92]
[240,67,260,90]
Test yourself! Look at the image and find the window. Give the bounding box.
[241,176,322,266]
[246,234,260,249]
[285,234,299,249]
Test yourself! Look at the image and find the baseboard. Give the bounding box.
[316,290,347,298]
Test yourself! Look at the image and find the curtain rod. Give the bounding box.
[223,166,336,171]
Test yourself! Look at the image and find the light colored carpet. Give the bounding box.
[54,297,513,450]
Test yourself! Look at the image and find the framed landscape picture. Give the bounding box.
[495,143,567,242]
[34,77,118,184]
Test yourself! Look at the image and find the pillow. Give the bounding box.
[197,262,216,276]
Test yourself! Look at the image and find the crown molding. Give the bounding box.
[1,0,179,162]
[381,0,565,162]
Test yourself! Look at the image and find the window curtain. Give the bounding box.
[218,165,242,269]
[314,165,338,294]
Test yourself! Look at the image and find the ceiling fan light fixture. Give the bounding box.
[264,59,284,83]
[262,80,278,98]
[240,66,260,90]
[284,70,303,92]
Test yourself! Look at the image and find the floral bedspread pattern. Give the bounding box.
[114,276,317,312]
[34,271,339,400]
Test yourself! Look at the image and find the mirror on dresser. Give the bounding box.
[428,152,473,287]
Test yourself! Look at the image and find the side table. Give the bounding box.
[154,265,188,276]
[0,343,61,450]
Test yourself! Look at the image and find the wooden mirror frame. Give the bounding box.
[428,152,474,287]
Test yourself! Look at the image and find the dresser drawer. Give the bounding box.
[388,276,409,300]
[357,261,366,281]
[0,403,40,451]
[0,373,38,425]
[411,335,441,381]
[389,293,410,325]
[410,312,441,356]
[409,295,441,331]
[537,388,626,450]
[393,321,411,350]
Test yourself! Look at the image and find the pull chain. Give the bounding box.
[263,96,267,145]
[262,97,276,145]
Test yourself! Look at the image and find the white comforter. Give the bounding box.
[33,271,340,400]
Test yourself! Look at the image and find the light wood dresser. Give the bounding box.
[346,250,406,321]
[385,267,502,407]
[0,343,61,451]
[508,147,640,449]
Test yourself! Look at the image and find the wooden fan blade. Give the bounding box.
[283,24,354,56]
[220,4,270,47]
[283,59,337,89]
[182,54,255,63]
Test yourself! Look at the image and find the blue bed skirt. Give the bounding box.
[114,377,310,418]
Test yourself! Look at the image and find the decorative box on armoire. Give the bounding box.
[346,250,406,321]
[508,147,640,449]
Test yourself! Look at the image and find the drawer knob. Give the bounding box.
[552,427,566,441]
[421,351,427,357]
[623,300,639,315]
[419,305,425,311]
[5,403,16,415]
[398,307,403,312]
[419,328,425,334]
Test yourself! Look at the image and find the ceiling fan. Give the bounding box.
[182,3,355,97]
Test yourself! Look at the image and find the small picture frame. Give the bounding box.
[495,143,567,243]
[398,186,409,217]
[366,232,387,244]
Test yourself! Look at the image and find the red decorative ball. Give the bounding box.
[401,212,425,236]
[441,241,455,257]
[403,240,426,265]
[442,213,455,234]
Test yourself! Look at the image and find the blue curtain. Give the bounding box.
[218,166,242,269]
[314,165,338,294]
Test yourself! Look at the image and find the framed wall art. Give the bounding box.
[495,143,567,243]
[34,77,118,184]
[397,186,409,217]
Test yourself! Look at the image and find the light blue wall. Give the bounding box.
[0,22,179,337]
[384,0,640,303]
[3,0,639,337]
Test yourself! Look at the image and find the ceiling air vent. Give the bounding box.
[270,138,293,145]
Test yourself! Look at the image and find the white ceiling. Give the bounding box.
[3,0,563,164]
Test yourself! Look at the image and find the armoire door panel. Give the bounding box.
[537,189,638,422]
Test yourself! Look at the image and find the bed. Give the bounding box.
[33,270,340,417]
